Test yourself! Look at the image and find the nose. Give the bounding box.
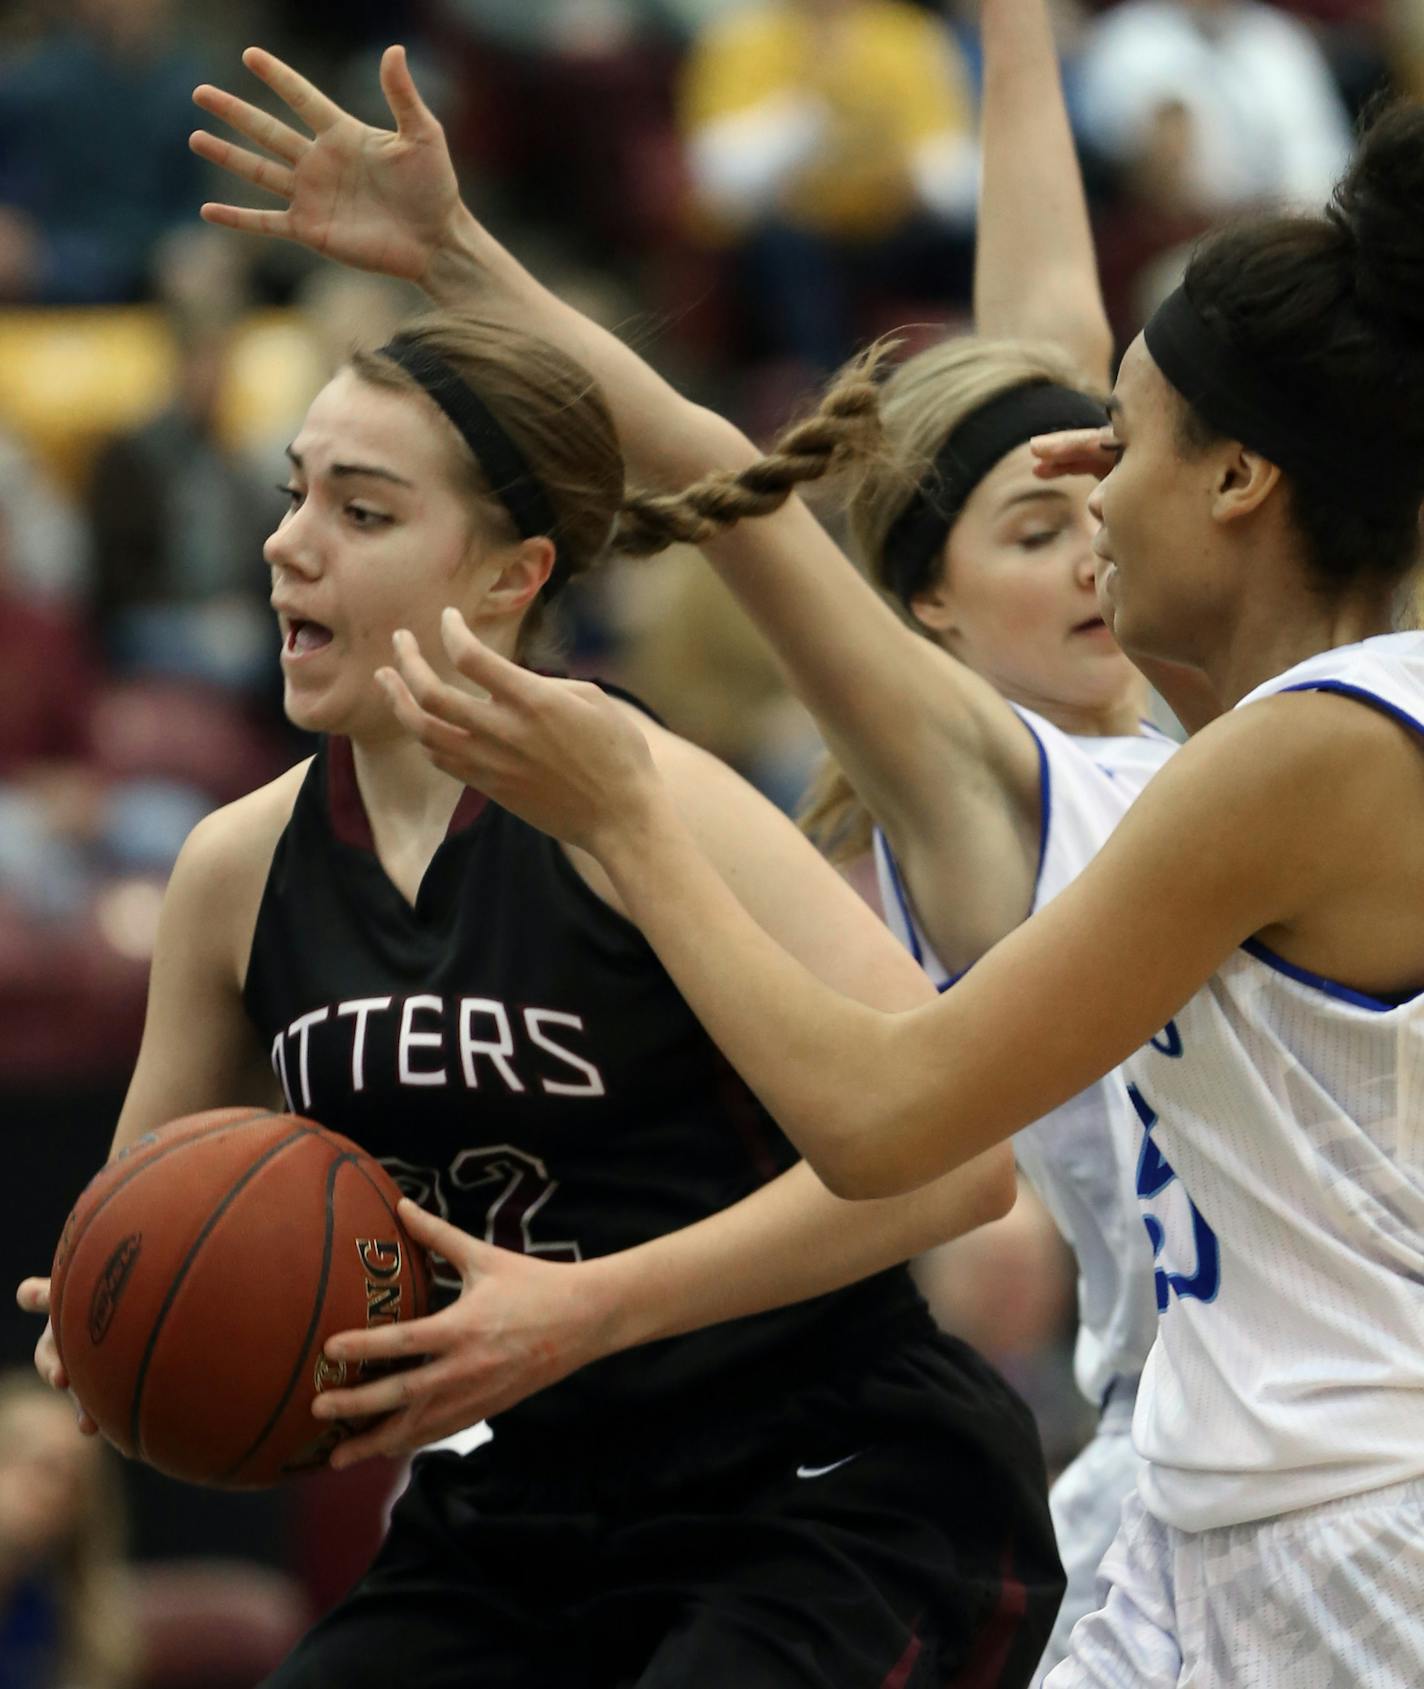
[1073,534,1099,589]
[263,503,320,579]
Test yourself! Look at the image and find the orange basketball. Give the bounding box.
[50,1108,430,1487]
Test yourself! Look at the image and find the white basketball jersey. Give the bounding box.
[875,707,1178,1405]
[1132,632,1424,1532]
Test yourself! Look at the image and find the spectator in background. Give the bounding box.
[0,441,103,921]
[0,432,90,605]
[1074,0,1354,216]
[0,0,205,305]
[0,1372,136,1689]
[679,0,980,372]
[86,312,280,705]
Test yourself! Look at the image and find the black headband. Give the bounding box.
[882,382,1110,607]
[1142,285,1398,498]
[378,335,568,593]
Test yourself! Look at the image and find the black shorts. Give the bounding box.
[264,1329,1064,1689]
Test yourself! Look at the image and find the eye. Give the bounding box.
[345,504,392,529]
[1019,526,1065,552]
[277,483,305,512]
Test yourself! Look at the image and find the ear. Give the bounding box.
[475,537,558,618]
[1211,444,1282,526]
[908,574,958,637]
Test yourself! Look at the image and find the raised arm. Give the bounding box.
[193,47,1043,900]
[974,0,1113,385]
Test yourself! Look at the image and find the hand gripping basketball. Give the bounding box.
[309,1200,616,1469]
[15,1277,98,1435]
[44,1109,432,1487]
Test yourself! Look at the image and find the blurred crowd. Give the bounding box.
[0,0,1409,1679]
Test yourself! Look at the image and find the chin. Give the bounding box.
[282,685,347,738]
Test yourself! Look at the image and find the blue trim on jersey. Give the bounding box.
[1240,938,1422,1012]
[878,836,925,969]
[1277,679,1424,744]
[1014,717,1053,911]
[1238,679,1424,1010]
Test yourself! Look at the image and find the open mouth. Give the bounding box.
[284,618,334,657]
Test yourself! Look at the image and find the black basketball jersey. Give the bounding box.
[242,730,930,1440]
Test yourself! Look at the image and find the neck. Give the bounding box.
[1193,583,1398,709]
[347,610,522,833]
[348,733,467,840]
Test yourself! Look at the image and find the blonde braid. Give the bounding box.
[611,341,895,558]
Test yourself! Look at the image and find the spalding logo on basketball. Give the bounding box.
[87,1233,142,1345]
[49,1108,431,1487]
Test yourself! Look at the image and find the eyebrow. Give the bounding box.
[996,487,1071,514]
[284,446,415,489]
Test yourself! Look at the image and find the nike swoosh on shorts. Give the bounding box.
[795,1453,863,1480]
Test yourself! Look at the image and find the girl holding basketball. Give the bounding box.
[361,101,1424,1684]
[175,4,1183,1674]
[19,200,1069,1689]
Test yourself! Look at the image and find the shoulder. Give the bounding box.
[165,759,312,962]
[1118,686,1422,896]
[175,758,311,887]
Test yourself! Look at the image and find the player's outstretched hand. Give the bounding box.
[377,607,661,853]
[191,44,459,283]
[16,1278,99,1434]
[311,1201,618,1467]
[1030,425,1121,481]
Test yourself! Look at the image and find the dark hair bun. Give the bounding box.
[1330,100,1424,336]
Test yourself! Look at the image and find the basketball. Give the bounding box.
[48,1107,431,1487]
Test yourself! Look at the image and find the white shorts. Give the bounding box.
[1045,1474,1424,1688]
[1032,1383,1142,1688]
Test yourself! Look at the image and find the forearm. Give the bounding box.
[974,0,1112,385]
[591,788,944,1197]
[587,1146,1015,1352]
[428,209,996,830]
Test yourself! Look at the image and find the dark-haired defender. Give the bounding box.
[21,305,1066,1683]
[374,105,1424,1686]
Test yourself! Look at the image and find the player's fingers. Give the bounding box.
[312,1349,458,1422]
[16,1277,50,1315]
[192,84,308,163]
[325,1297,452,1367]
[1029,426,1118,480]
[389,630,489,735]
[328,1412,420,1469]
[374,667,474,761]
[241,46,348,135]
[33,1326,67,1393]
[199,202,293,239]
[379,44,439,137]
[311,1370,418,1422]
[189,131,296,201]
[438,608,538,709]
[392,1197,493,1278]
